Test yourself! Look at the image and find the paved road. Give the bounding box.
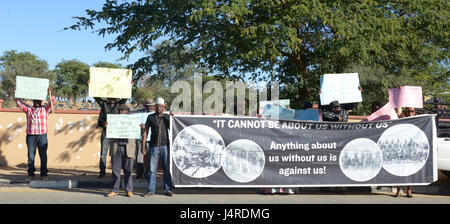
[1,187,449,204]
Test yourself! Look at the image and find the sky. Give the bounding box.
[0,0,144,70]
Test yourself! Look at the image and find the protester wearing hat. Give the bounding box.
[322,100,348,122]
[134,98,156,179]
[142,97,173,196]
[106,104,138,197]
[93,97,127,178]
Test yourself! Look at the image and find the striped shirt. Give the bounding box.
[15,97,55,135]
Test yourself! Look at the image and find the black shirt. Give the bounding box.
[94,97,127,128]
[145,113,170,147]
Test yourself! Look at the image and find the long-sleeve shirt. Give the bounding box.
[15,97,55,135]
[94,97,127,128]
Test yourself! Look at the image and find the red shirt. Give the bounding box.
[15,97,55,135]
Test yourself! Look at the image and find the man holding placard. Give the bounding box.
[106,104,138,197]
[14,84,55,180]
[88,67,134,178]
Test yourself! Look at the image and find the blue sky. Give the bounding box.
[0,0,144,69]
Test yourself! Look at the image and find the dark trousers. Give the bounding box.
[99,128,111,175]
[135,141,150,178]
[26,134,48,177]
[111,145,134,193]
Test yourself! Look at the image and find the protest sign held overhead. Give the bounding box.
[363,102,398,121]
[389,86,423,108]
[88,67,132,99]
[15,76,49,100]
[170,115,437,187]
[106,114,141,139]
[319,73,362,105]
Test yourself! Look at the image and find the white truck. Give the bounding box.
[428,100,450,178]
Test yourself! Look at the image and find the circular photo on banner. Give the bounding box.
[339,138,383,182]
[172,125,225,178]
[377,124,429,177]
[221,139,265,183]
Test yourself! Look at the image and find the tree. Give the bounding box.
[68,0,449,106]
[0,50,55,101]
[53,59,90,102]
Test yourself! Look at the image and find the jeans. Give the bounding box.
[26,134,48,177]
[147,145,171,194]
[99,128,111,175]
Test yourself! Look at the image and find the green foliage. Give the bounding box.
[0,50,54,100]
[67,0,449,108]
[54,59,90,101]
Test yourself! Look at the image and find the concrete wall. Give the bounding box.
[0,109,101,167]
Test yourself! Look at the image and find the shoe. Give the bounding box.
[106,192,117,197]
[143,192,154,197]
[97,173,105,178]
[270,188,277,195]
[406,194,413,198]
[41,175,48,181]
[165,192,174,197]
[287,188,295,195]
[126,192,134,197]
[26,174,35,180]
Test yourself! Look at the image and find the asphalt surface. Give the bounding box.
[1,165,450,204]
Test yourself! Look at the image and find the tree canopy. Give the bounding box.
[68,0,449,109]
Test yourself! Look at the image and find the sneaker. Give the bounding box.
[97,173,105,178]
[106,192,117,197]
[287,188,295,195]
[165,192,174,197]
[126,192,134,197]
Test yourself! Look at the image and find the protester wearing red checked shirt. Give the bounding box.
[15,87,55,180]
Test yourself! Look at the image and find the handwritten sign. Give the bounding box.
[320,73,362,105]
[106,114,141,139]
[15,76,49,100]
[89,67,132,99]
[132,112,154,141]
[363,102,398,121]
[388,86,423,108]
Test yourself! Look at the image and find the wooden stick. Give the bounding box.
[48,90,57,134]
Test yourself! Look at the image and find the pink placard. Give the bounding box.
[388,86,423,108]
[363,102,398,121]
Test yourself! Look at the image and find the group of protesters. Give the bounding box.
[14,83,173,197]
[14,82,425,198]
